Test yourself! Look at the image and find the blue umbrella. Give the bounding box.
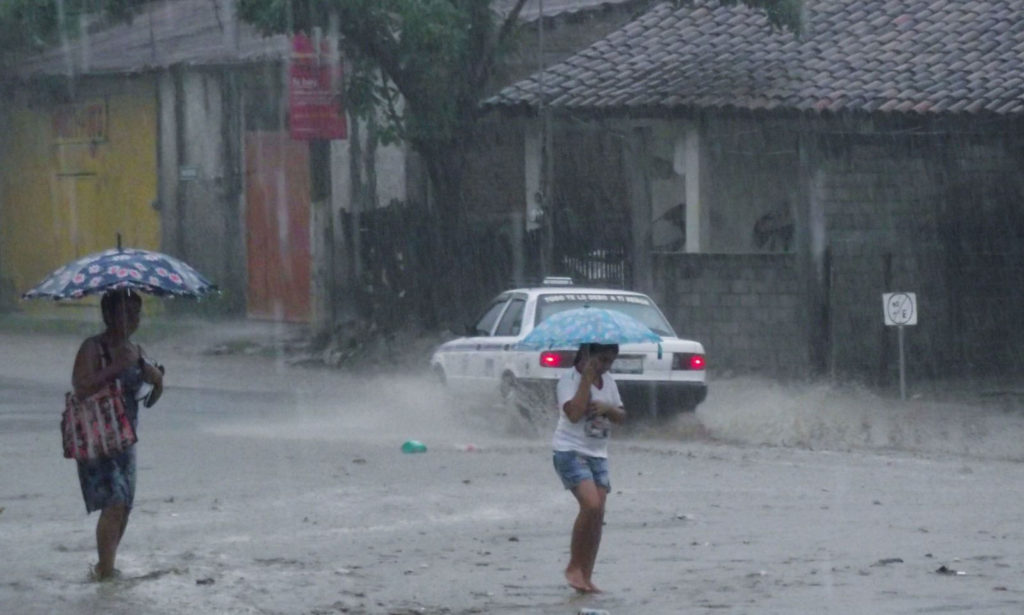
[518,306,662,350]
[22,246,218,300]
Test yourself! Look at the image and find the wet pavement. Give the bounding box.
[2,322,1024,614]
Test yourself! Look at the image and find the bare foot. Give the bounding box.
[89,564,121,582]
[565,568,589,592]
[586,581,603,593]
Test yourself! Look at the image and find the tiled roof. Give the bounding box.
[11,0,638,79]
[11,0,290,78]
[494,0,639,21]
[486,0,1024,115]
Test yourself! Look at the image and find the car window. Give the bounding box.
[494,298,526,337]
[534,292,677,337]
[471,296,510,336]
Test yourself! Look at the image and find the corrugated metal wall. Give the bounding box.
[1,77,160,311]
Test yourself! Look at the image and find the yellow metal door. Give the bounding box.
[1,82,159,309]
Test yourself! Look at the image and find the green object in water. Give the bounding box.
[401,440,427,454]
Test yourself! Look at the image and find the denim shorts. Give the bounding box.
[553,450,610,491]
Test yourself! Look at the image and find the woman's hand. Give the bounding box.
[592,401,627,425]
[143,378,163,408]
[140,356,164,407]
[580,357,600,382]
[141,359,163,385]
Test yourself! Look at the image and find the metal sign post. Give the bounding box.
[898,324,906,400]
[883,292,917,400]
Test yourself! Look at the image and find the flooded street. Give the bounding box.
[3,324,1024,614]
[2,1,1023,613]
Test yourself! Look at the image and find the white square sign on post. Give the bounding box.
[883,292,917,326]
[882,292,917,401]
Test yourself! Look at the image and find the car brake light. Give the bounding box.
[672,353,705,370]
[539,350,575,368]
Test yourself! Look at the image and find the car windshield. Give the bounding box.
[534,292,677,337]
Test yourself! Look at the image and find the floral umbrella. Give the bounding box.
[517,306,662,350]
[22,246,218,300]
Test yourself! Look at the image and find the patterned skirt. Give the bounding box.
[76,446,136,514]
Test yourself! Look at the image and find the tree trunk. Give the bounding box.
[418,137,478,330]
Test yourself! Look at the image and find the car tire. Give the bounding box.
[499,376,536,437]
[504,376,560,433]
[433,366,447,387]
[433,367,456,406]
[500,374,530,420]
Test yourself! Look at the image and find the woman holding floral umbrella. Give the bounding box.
[24,240,215,580]
[71,288,165,580]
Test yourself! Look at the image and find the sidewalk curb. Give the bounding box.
[0,311,310,358]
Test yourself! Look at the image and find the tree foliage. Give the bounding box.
[2,0,801,326]
[717,0,802,31]
[237,0,536,327]
[237,1,523,160]
[236,0,801,156]
[234,0,801,327]
[0,0,146,59]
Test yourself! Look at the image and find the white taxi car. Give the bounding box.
[430,278,707,420]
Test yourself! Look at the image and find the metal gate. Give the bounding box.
[244,131,312,322]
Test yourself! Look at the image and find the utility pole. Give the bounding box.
[537,0,554,276]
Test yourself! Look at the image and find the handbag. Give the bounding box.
[62,379,137,461]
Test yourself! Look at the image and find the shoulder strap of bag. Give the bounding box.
[97,340,122,393]
[98,340,112,368]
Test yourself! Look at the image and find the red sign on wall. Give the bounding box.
[288,33,347,141]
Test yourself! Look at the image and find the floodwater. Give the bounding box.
[2,323,1024,614]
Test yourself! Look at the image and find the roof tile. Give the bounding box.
[486,0,1024,116]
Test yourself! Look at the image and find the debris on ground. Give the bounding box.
[936,565,966,576]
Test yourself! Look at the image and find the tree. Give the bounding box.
[2,0,801,328]
[0,0,145,59]
[238,0,537,329]
[236,0,800,328]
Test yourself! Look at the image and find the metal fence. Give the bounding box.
[559,250,630,288]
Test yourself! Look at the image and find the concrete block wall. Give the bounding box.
[821,137,948,380]
[645,119,1023,381]
[942,134,1024,374]
[821,127,1024,380]
[651,253,809,376]
[953,255,1024,371]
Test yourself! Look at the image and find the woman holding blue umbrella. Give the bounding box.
[520,305,659,592]
[552,342,627,594]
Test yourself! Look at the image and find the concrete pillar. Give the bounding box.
[524,123,543,233]
[310,139,334,334]
[682,123,702,253]
[798,127,828,374]
[156,71,179,257]
[625,126,653,292]
[329,139,357,323]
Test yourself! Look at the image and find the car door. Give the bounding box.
[484,295,527,392]
[447,294,511,395]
